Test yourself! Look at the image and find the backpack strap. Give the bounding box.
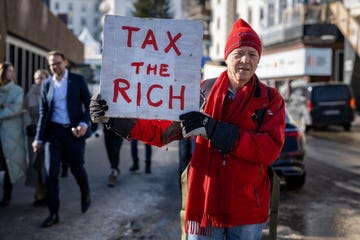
[199,78,216,110]
[252,79,270,126]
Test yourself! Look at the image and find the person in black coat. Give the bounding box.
[32,50,92,228]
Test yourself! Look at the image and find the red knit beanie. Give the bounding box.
[224,18,262,60]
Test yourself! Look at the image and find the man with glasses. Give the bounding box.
[32,50,92,228]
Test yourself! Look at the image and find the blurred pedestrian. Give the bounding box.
[90,18,286,240]
[129,139,152,174]
[24,69,49,206]
[0,62,27,206]
[103,126,123,187]
[32,50,92,228]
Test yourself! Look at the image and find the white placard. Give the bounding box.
[100,15,203,121]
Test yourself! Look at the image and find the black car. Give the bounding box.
[271,111,306,188]
[286,82,356,132]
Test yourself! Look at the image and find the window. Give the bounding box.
[81,3,87,12]
[248,9,252,24]
[81,17,87,27]
[279,0,287,23]
[68,15,73,25]
[268,3,274,26]
[68,2,73,11]
[17,47,23,87]
[94,17,99,27]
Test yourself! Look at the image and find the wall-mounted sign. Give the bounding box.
[256,48,332,79]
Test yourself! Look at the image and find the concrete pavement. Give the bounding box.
[1,113,359,240]
[308,112,360,147]
[0,128,182,240]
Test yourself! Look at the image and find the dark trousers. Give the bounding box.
[103,127,123,172]
[0,141,12,202]
[130,139,152,165]
[45,123,90,215]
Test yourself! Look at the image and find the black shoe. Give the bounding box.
[0,199,10,207]
[81,192,91,213]
[32,198,47,207]
[41,214,59,228]
[107,170,118,188]
[129,164,139,172]
[145,165,151,174]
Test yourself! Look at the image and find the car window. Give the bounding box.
[312,85,350,102]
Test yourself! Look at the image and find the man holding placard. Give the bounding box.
[91,17,285,240]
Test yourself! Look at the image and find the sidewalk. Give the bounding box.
[0,133,182,240]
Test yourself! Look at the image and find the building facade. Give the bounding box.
[207,0,360,110]
[49,0,103,42]
[0,0,84,92]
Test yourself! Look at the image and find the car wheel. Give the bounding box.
[343,123,351,131]
[285,173,306,189]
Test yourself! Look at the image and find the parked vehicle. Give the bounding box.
[272,111,306,188]
[286,82,356,132]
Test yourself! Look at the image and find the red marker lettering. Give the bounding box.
[141,29,158,51]
[113,78,131,103]
[169,85,185,110]
[121,26,140,47]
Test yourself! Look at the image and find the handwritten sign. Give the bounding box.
[100,16,203,121]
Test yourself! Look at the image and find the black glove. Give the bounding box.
[179,111,239,154]
[26,124,37,138]
[90,94,109,123]
[179,111,217,139]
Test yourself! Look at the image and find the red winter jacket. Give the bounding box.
[116,71,285,234]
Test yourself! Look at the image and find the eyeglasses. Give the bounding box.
[48,61,63,67]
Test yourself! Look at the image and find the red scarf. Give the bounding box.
[185,71,258,233]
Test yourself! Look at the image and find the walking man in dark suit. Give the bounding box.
[32,50,92,228]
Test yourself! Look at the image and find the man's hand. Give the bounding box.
[72,125,88,138]
[179,111,217,139]
[90,94,110,123]
[180,111,240,154]
[32,140,43,153]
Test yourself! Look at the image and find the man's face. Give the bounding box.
[226,46,260,88]
[48,54,67,79]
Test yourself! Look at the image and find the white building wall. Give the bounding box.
[49,0,102,41]
[209,0,230,61]
[50,0,184,43]
[208,0,294,61]
[208,0,268,61]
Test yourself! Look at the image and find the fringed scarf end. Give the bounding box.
[185,214,229,237]
[185,220,212,236]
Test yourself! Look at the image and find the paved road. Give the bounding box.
[1,113,359,240]
[0,127,182,240]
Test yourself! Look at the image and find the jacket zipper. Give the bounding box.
[222,153,229,166]
[254,165,262,208]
